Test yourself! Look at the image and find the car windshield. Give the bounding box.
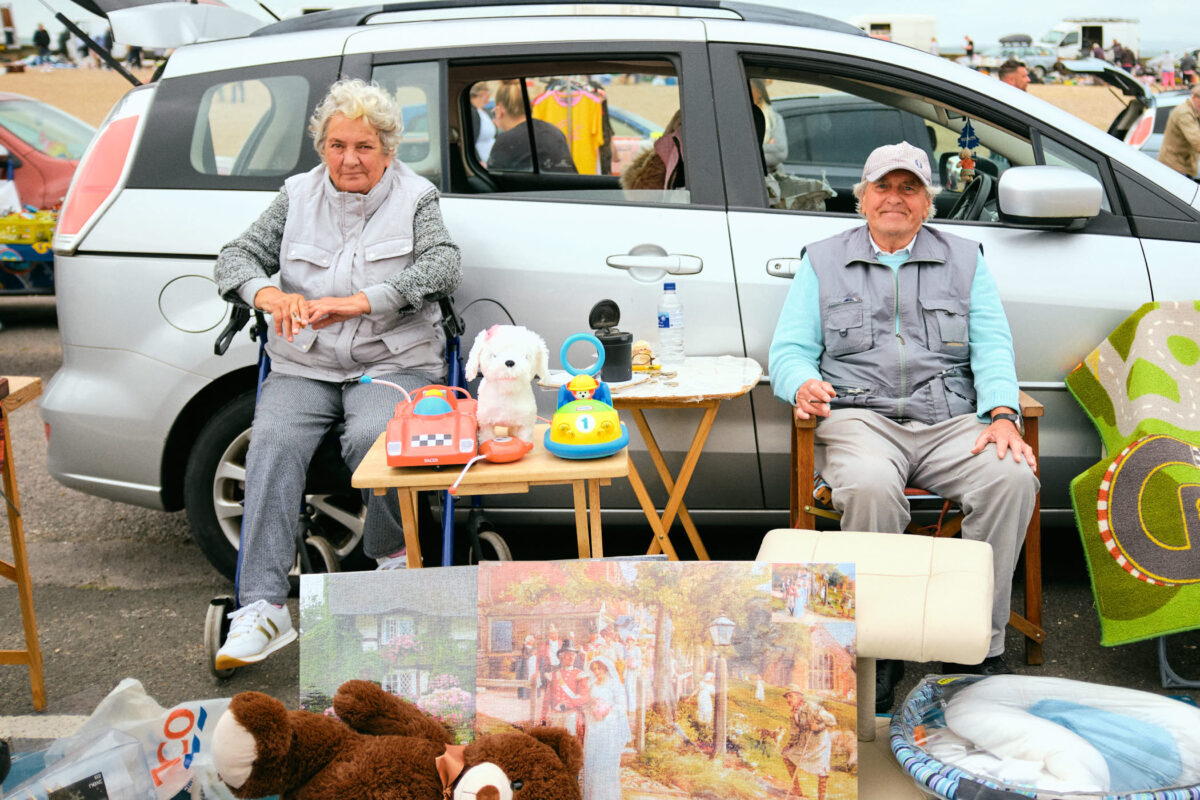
[0,99,94,160]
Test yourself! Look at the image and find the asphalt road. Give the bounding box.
[1,295,1197,751]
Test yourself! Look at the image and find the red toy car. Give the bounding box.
[384,385,479,467]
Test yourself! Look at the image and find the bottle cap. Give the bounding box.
[664,282,676,291]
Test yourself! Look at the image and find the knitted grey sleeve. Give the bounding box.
[213,191,289,305]
[385,188,463,315]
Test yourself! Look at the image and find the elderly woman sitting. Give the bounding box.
[212,78,461,670]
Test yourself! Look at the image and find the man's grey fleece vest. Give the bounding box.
[805,225,982,425]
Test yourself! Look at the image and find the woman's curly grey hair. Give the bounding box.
[308,79,402,157]
[852,179,942,220]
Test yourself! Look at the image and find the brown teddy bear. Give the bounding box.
[211,679,582,800]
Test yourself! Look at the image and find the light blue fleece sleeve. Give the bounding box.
[968,252,1020,420]
[768,254,824,406]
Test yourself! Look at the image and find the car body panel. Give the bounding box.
[39,7,1200,530]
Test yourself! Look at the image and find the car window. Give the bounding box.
[369,61,442,187]
[1041,135,1112,212]
[0,99,94,159]
[446,60,686,205]
[746,68,1034,219]
[190,75,308,177]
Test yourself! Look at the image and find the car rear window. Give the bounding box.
[128,58,339,192]
[191,75,309,177]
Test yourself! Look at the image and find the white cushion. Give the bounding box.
[756,529,993,665]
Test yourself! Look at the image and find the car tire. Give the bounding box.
[183,392,366,583]
[1032,65,1046,82]
[185,392,256,580]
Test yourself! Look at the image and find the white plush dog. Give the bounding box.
[465,325,550,444]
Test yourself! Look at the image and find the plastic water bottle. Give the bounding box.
[657,282,685,369]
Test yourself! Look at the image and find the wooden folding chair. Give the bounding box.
[789,391,1046,665]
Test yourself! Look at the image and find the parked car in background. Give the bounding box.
[961,44,1061,81]
[0,92,94,294]
[0,92,94,210]
[1064,58,1200,179]
[41,0,1200,577]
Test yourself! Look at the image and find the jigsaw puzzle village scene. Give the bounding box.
[2,0,1200,799]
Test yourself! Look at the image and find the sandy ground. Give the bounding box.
[0,64,1138,131]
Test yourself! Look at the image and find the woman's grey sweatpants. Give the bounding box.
[236,369,437,606]
[815,408,1040,657]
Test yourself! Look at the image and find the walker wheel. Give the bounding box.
[305,535,340,573]
[467,516,513,564]
[206,596,236,679]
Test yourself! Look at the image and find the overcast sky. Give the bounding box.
[775,1,1196,53]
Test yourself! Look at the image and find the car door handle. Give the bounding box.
[767,258,804,278]
[606,244,703,279]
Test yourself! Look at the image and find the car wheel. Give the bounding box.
[1032,65,1046,82]
[183,392,365,581]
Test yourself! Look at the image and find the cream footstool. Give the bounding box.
[757,529,994,800]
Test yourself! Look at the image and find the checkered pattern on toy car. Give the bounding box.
[410,433,452,447]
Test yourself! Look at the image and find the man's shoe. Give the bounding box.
[875,658,904,714]
[942,654,1013,676]
[214,599,296,670]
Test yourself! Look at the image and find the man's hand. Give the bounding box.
[793,379,836,420]
[307,292,372,330]
[253,286,309,342]
[971,410,1037,471]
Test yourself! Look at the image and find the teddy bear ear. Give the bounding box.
[523,727,583,777]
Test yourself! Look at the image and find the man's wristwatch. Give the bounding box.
[990,412,1023,435]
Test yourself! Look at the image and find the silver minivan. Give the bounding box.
[42,0,1200,576]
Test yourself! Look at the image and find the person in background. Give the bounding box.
[32,24,50,64]
[1180,51,1197,86]
[469,82,496,164]
[1154,51,1176,89]
[769,141,1038,713]
[750,77,788,170]
[1157,84,1200,178]
[488,80,576,173]
[998,59,1030,91]
[211,78,461,670]
[929,37,939,57]
[963,35,974,63]
[1090,41,1105,60]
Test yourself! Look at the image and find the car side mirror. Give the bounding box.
[997,166,1102,231]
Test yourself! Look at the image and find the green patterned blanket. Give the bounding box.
[1066,301,1200,646]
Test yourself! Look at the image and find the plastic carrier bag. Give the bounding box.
[3,729,155,799]
[891,674,1200,799]
[4,679,236,800]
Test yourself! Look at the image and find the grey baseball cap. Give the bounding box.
[862,141,933,187]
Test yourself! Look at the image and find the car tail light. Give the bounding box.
[1126,113,1154,149]
[54,85,155,253]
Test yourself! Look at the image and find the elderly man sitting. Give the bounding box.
[768,142,1038,713]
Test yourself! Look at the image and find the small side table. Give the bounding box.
[1,376,46,710]
[611,356,762,560]
[352,424,628,566]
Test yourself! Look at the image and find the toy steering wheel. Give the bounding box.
[560,332,605,376]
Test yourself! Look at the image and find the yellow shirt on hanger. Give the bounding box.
[532,86,605,175]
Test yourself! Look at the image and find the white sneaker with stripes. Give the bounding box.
[214,599,296,669]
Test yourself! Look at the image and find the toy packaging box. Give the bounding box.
[300,560,858,799]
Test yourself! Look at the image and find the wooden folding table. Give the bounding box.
[611,356,762,560]
[1,375,46,710]
[352,423,628,566]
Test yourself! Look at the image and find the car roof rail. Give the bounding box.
[250,0,866,38]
